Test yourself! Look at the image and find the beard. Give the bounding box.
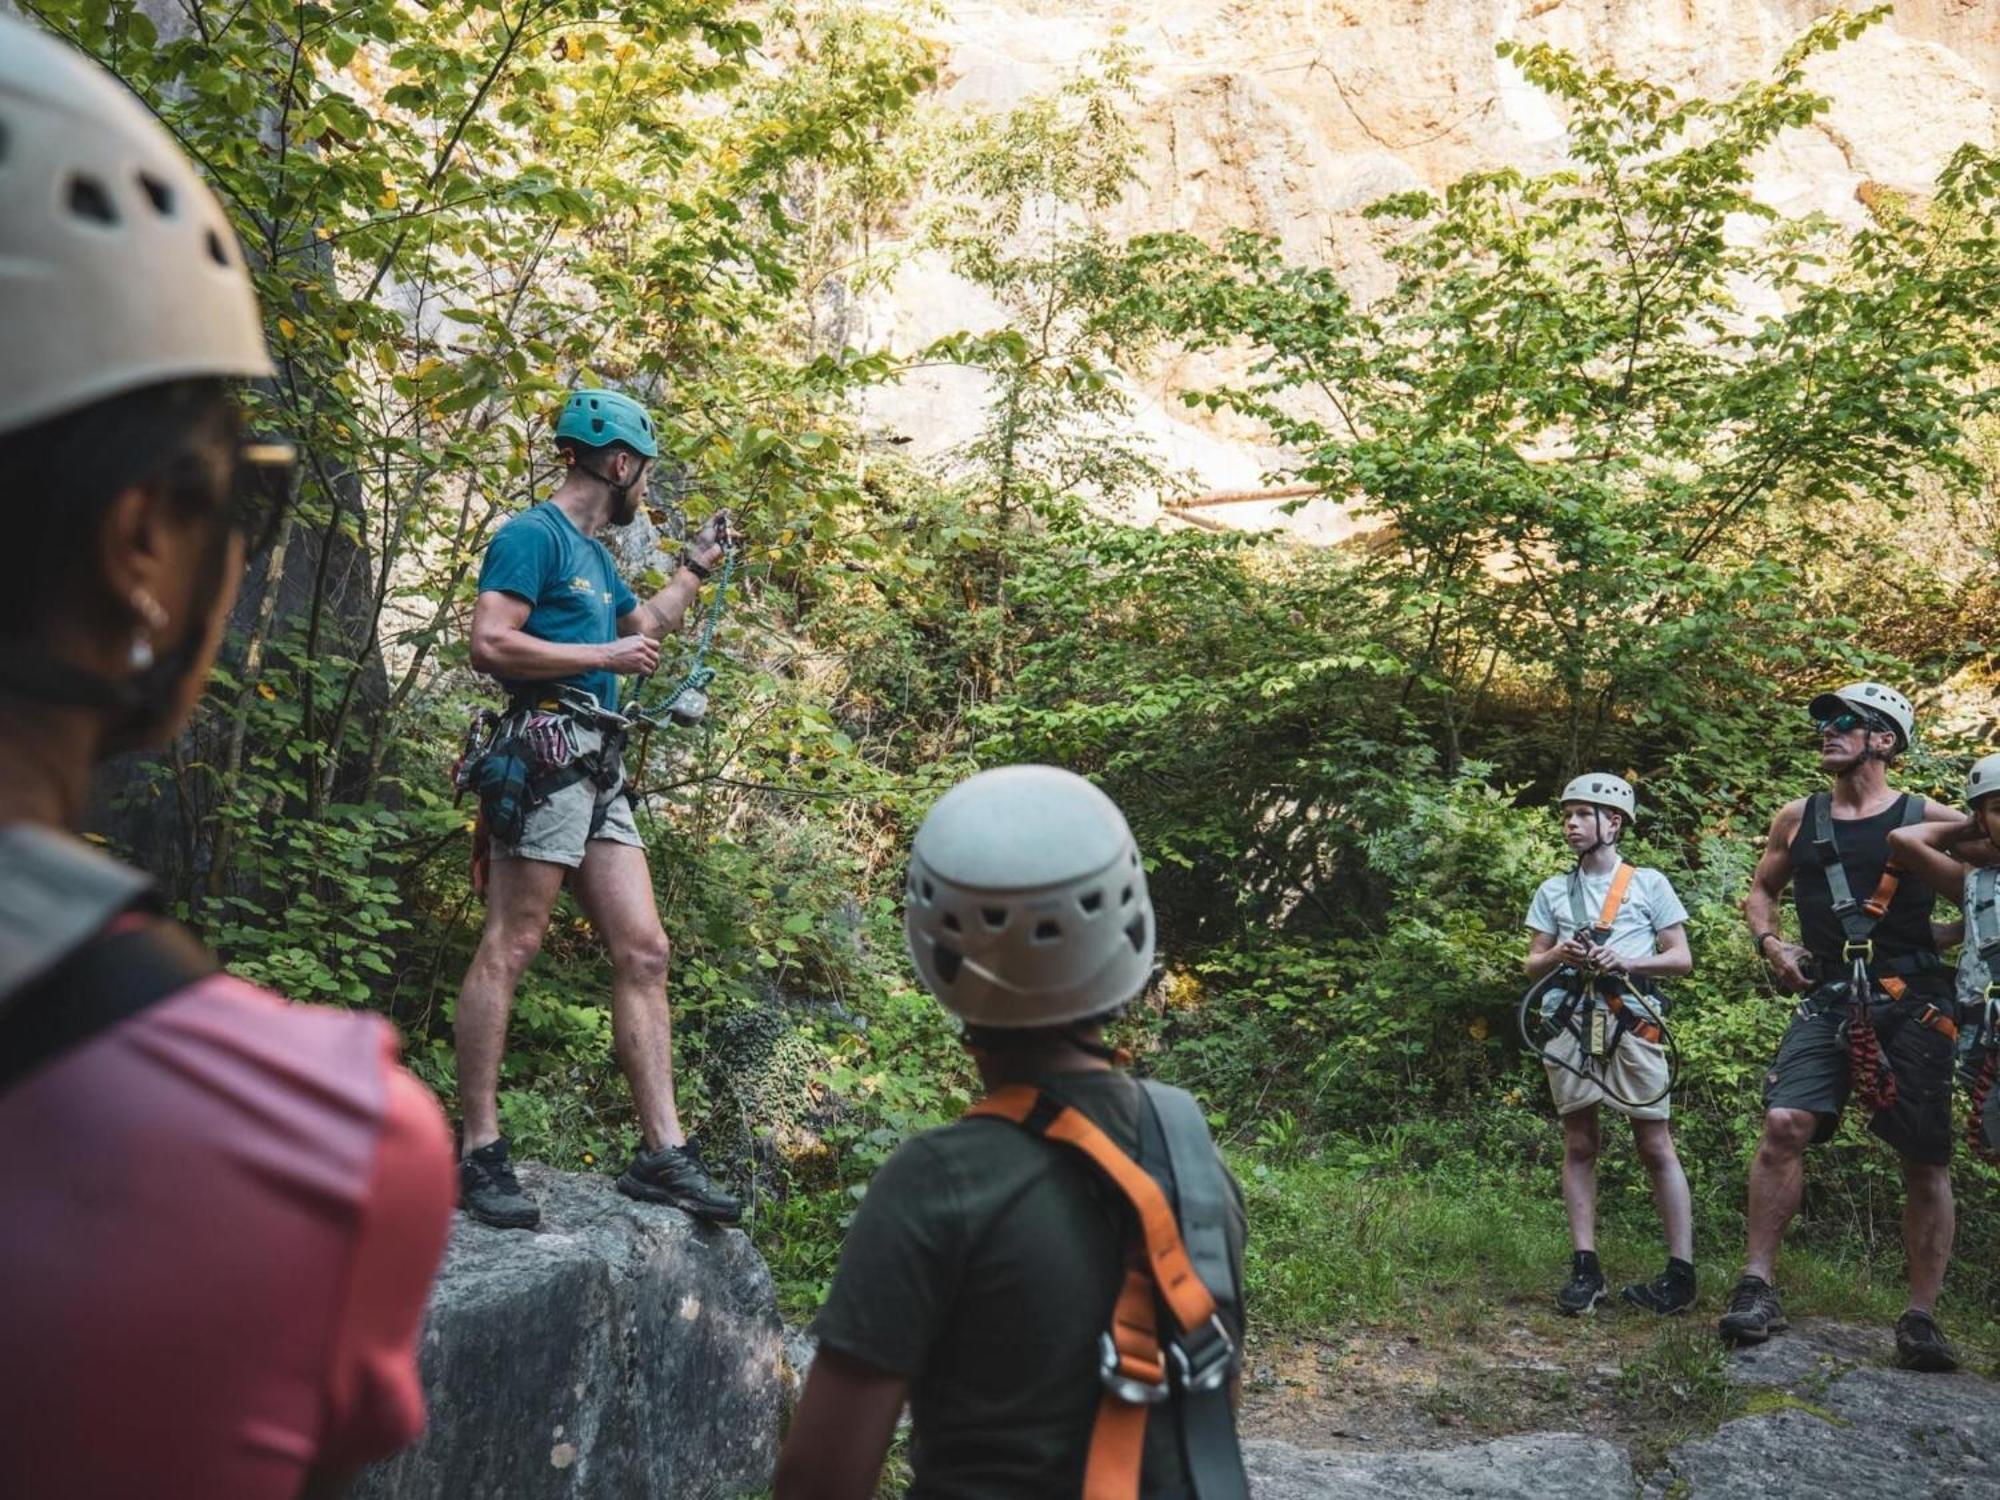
[610,478,642,527]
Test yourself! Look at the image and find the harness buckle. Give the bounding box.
[1842,940,1874,965]
[1168,1314,1236,1395]
[1098,1331,1170,1406]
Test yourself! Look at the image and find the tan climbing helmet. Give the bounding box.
[1808,681,1914,753]
[0,15,271,437]
[1559,773,1636,822]
[1966,753,2000,810]
[904,765,1155,1028]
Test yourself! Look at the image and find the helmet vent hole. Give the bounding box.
[1033,919,1061,943]
[137,171,175,215]
[1120,885,1134,907]
[1080,891,1103,914]
[934,945,962,984]
[1125,915,1147,953]
[941,911,961,933]
[204,228,229,266]
[981,907,1006,930]
[0,119,10,164]
[923,880,935,901]
[67,175,117,225]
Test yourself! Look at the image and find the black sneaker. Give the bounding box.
[1557,1254,1607,1315]
[460,1137,540,1229]
[1718,1274,1788,1345]
[1622,1265,1698,1316]
[1894,1310,1959,1373]
[616,1138,743,1225]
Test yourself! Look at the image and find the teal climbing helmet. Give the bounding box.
[555,388,659,459]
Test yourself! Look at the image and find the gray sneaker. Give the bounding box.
[1894,1311,1959,1373]
[1718,1275,1788,1345]
[616,1138,743,1225]
[1557,1255,1607,1316]
[459,1136,540,1230]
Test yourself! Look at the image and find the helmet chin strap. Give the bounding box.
[568,451,643,517]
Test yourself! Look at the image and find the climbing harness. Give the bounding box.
[963,1081,1246,1500]
[1960,866,2000,1161]
[1796,792,1948,1114]
[1517,861,1680,1111]
[452,685,633,891]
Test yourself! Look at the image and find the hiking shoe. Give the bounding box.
[460,1137,540,1229]
[616,1138,743,1225]
[1556,1255,1607,1316]
[1622,1266,1698,1316]
[1894,1311,1959,1373]
[1718,1275,1788,1345]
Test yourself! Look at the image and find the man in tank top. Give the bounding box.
[1728,683,1963,1370]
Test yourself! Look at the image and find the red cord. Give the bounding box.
[1968,1051,1998,1161]
[1849,1004,1897,1112]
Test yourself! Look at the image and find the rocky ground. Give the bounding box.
[1243,1318,2000,1497]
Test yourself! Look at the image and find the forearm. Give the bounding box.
[472,627,610,682]
[1623,950,1691,979]
[1524,944,1568,982]
[633,569,705,642]
[1743,885,1784,947]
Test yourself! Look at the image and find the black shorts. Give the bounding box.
[1762,992,1957,1165]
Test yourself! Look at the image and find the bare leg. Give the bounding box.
[1630,1118,1694,1263]
[1743,1109,1817,1282]
[456,854,568,1153]
[572,839,683,1151]
[1561,1106,1602,1252]
[1901,1157,1954,1314]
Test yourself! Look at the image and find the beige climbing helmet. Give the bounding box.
[1559,773,1636,822]
[1966,753,2000,810]
[1809,681,1914,753]
[0,15,271,437]
[904,765,1155,1028]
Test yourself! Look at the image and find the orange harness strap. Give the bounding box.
[1592,862,1636,935]
[965,1085,1222,1500]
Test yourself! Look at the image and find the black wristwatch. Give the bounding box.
[1754,931,1781,955]
[680,552,712,582]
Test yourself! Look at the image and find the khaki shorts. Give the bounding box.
[1544,1029,1672,1121]
[495,722,643,869]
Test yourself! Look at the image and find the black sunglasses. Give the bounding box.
[1813,708,1887,736]
[227,439,298,555]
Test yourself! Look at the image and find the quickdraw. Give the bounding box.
[1517,861,1680,1111]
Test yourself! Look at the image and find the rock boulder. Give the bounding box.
[352,1166,785,1500]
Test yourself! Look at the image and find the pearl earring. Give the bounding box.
[129,588,167,673]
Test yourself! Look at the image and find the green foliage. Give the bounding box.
[41,0,2000,1359]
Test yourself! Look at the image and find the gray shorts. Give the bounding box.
[496,722,643,868]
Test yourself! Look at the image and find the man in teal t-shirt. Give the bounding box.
[476,501,639,713]
[454,387,741,1232]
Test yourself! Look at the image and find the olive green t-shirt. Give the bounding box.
[811,1070,1247,1500]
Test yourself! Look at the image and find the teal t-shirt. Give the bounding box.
[477,503,638,712]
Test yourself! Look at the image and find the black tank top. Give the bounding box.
[1789,793,1937,968]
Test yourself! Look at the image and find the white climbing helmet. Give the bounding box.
[1808,681,1914,752]
[904,765,1155,1028]
[1559,773,1636,823]
[1965,753,2000,810]
[0,15,271,437]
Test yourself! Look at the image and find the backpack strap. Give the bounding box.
[1566,862,1636,942]
[1968,866,2000,974]
[966,1084,1241,1500]
[1138,1082,1248,1500]
[0,916,217,1096]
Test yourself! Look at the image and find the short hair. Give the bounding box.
[962,1004,1126,1052]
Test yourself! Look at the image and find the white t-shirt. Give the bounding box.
[1960,867,1998,1012]
[1525,863,1689,960]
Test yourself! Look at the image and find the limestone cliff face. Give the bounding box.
[860,0,1999,530]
